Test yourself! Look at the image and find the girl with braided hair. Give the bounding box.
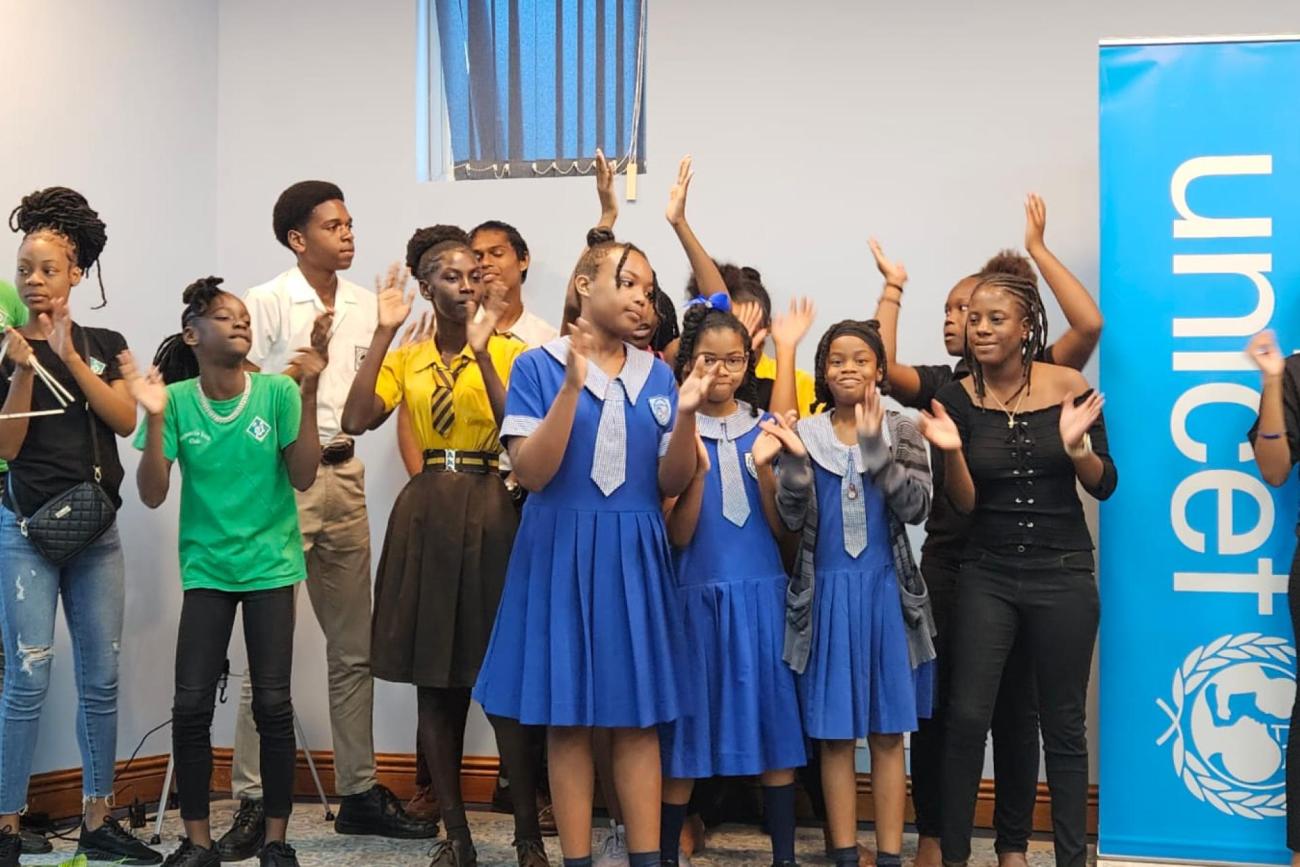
[656,296,806,867]
[126,277,322,867]
[918,272,1117,867]
[0,187,161,866]
[342,225,547,867]
[869,196,1102,867]
[774,319,934,867]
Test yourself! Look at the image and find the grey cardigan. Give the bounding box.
[777,410,937,674]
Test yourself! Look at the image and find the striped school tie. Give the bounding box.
[430,355,472,438]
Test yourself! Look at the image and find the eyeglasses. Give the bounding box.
[697,354,748,372]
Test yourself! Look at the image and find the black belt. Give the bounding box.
[321,440,355,466]
[423,449,500,474]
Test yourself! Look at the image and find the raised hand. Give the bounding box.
[595,148,618,224]
[757,410,807,460]
[665,155,694,227]
[375,263,415,330]
[565,317,595,390]
[918,400,962,452]
[117,349,168,416]
[1247,330,1287,378]
[770,297,816,351]
[1059,390,1104,450]
[290,346,327,382]
[733,300,769,354]
[855,381,884,440]
[868,238,908,289]
[400,312,435,347]
[1,327,35,369]
[309,311,334,360]
[1025,193,1048,253]
[468,280,510,354]
[44,297,75,362]
[677,355,718,414]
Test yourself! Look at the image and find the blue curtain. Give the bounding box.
[434,0,647,180]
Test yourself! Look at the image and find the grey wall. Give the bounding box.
[3,0,1296,782]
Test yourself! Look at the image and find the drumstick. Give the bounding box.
[0,408,66,420]
[30,357,74,406]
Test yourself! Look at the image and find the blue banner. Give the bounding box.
[1100,38,1300,864]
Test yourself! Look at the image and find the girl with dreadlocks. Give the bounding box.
[773,319,934,867]
[127,277,321,867]
[475,234,714,867]
[341,225,547,867]
[918,272,1116,867]
[869,195,1102,867]
[656,297,806,867]
[0,187,162,867]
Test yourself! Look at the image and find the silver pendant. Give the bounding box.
[847,483,859,500]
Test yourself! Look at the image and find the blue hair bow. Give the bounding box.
[687,292,731,313]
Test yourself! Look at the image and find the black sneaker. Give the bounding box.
[216,798,266,861]
[163,838,222,867]
[258,841,300,867]
[20,827,52,854]
[335,783,438,838]
[427,836,478,867]
[77,814,164,865]
[0,827,19,867]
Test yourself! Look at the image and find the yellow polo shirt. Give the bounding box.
[754,353,817,417]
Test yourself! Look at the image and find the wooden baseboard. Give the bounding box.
[28,751,1098,836]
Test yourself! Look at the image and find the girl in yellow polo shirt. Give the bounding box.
[341,225,546,867]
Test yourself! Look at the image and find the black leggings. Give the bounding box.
[416,687,542,844]
[1287,547,1300,852]
[941,548,1097,867]
[909,554,1040,851]
[173,586,296,821]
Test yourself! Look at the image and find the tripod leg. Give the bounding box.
[151,752,176,845]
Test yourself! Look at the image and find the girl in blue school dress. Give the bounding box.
[774,319,936,867]
[474,238,715,867]
[658,295,807,867]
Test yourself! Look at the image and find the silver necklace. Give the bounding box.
[198,372,252,424]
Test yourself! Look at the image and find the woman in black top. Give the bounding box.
[1245,328,1300,862]
[0,188,160,865]
[870,197,1103,867]
[918,272,1116,867]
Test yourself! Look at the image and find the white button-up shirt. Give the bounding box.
[244,266,378,444]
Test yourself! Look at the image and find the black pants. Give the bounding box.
[941,548,1097,867]
[1288,547,1300,851]
[173,586,296,821]
[910,554,1039,851]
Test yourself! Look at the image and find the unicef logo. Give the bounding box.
[1157,633,1295,820]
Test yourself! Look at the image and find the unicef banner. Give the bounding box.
[1099,37,1300,864]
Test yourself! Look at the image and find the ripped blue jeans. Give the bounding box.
[0,505,123,813]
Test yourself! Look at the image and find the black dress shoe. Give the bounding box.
[335,783,439,838]
[0,828,19,867]
[77,815,164,865]
[216,798,266,861]
[163,839,222,867]
[258,840,300,867]
[20,827,51,854]
[428,836,478,867]
[515,837,550,867]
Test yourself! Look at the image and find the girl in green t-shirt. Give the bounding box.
[122,277,323,867]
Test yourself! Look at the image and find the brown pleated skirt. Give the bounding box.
[370,470,517,688]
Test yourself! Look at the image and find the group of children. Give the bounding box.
[0,160,1120,867]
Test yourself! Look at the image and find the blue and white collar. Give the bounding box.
[542,336,654,405]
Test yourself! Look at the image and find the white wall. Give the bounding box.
[4,0,1297,787]
[0,0,218,774]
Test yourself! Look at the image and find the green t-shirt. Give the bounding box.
[0,280,29,476]
[134,373,307,593]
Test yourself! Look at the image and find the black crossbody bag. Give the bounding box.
[5,331,116,565]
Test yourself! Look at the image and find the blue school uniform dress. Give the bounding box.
[473,339,684,727]
[795,412,932,740]
[661,403,807,779]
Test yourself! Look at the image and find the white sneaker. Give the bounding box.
[593,825,629,867]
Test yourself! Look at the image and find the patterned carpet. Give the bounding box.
[28,801,1086,866]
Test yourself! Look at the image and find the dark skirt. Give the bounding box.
[371,470,517,688]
